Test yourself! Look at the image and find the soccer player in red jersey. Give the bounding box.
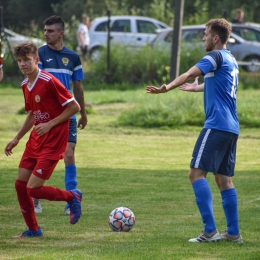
[5,42,82,238]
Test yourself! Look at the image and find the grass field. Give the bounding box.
[0,87,260,260]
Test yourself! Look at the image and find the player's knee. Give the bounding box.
[64,152,75,164]
[27,186,43,199]
[15,179,27,193]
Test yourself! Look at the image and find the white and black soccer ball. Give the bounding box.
[108,206,135,232]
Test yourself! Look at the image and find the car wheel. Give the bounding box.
[242,55,260,72]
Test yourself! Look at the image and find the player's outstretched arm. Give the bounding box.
[147,66,202,94]
[179,77,204,92]
[146,84,168,94]
[5,112,35,156]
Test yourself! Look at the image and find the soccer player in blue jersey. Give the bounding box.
[34,15,88,214]
[146,18,243,243]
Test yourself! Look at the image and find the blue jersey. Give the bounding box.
[38,45,84,119]
[195,49,239,134]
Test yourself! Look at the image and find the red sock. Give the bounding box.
[27,186,74,202]
[15,179,39,230]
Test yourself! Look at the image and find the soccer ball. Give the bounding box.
[108,206,135,232]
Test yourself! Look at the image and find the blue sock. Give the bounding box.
[192,179,216,233]
[221,188,239,235]
[65,165,77,191]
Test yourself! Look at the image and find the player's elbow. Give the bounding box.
[73,100,81,113]
[68,100,80,115]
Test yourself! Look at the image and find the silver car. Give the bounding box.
[1,28,45,58]
[151,25,260,72]
[231,23,260,43]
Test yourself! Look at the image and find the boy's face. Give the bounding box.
[16,54,39,76]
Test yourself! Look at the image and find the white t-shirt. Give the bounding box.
[77,23,90,46]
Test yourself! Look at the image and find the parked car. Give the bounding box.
[88,15,171,58]
[151,25,260,72]
[1,28,45,57]
[231,23,260,42]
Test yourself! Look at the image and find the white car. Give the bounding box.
[88,15,171,58]
[1,28,45,57]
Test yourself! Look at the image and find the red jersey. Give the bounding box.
[22,69,75,160]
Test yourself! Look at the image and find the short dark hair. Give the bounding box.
[44,15,65,31]
[206,18,232,44]
[13,42,38,59]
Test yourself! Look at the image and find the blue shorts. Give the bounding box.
[68,119,77,143]
[190,128,238,176]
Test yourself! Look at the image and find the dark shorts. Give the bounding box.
[68,119,77,143]
[81,46,88,56]
[19,155,59,180]
[190,128,238,176]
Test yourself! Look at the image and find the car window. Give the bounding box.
[182,29,204,42]
[157,23,168,29]
[164,29,204,43]
[111,20,131,32]
[95,21,108,32]
[165,31,173,43]
[232,27,260,42]
[136,20,158,34]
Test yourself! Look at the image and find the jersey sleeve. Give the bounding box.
[72,56,84,82]
[38,47,44,69]
[48,77,75,106]
[196,50,223,75]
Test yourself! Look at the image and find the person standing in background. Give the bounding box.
[231,9,245,24]
[34,15,88,215]
[0,58,3,81]
[77,15,90,59]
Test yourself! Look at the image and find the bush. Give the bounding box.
[118,91,205,128]
[87,43,205,86]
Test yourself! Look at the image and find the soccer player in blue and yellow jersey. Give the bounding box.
[146,18,242,243]
[34,15,87,215]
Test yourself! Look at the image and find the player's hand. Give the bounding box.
[146,84,168,94]
[5,138,19,156]
[34,122,52,136]
[78,117,87,130]
[179,77,199,92]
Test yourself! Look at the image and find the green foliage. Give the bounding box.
[118,92,205,128]
[238,71,260,90]
[87,44,205,86]
[88,44,168,84]
[3,0,260,36]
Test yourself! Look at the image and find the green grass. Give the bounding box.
[0,87,260,259]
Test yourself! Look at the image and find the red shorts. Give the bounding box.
[19,155,59,180]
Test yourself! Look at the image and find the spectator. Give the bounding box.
[0,58,3,82]
[231,9,245,24]
[77,15,90,59]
